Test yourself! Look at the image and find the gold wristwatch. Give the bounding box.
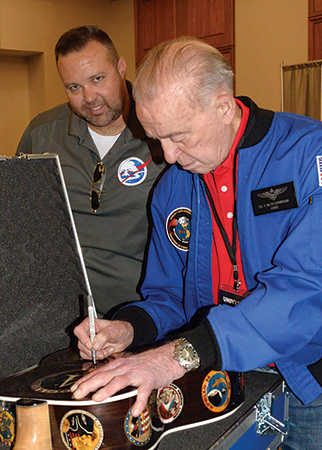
[173,337,200,372]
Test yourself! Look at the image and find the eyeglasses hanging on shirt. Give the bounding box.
[90,161,105,213]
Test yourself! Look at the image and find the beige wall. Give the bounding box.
[0,0,135,156]
[0,0,310,156]
[0,54,30,154]
[235,0,308,110]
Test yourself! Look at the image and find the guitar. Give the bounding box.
[0,348,244,450]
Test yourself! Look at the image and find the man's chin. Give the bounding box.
[85,115,116,128]
[180,163,199,173]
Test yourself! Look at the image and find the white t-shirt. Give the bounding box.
[88,127,121,160]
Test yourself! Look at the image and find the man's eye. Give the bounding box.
[94,76,103,82]
[171,136,183,143]
[69,85,79,92]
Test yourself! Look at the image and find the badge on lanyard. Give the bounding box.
[218,284,249,306]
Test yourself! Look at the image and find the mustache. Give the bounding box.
[82,101,107,109]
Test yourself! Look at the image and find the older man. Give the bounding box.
[17,26,165,317]
[72,37,322,449]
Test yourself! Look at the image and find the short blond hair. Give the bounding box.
[133,36,234,110]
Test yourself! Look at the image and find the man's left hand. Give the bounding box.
[70,342,186,417]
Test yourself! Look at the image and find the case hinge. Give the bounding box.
[256,384,289,436]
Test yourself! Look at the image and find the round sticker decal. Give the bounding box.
[201,370,231,413]
[118,157,149,186]
[166,207,191,251]
[124,406,152,446]
[60,410,103,450]
[157,384,184,424]
[0,407,15,445]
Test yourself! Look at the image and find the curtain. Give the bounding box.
[282,61,322,120]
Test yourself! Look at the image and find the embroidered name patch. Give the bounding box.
[251,181,298,216]
[316,156,322,186]
[166,208,191,251]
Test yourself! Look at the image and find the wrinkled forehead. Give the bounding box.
[136,89,193,139]
[138,79,198,112]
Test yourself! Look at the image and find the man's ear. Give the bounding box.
[214,94,236,125]
[117,57,127,78]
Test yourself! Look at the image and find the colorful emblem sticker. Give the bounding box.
[60,410,103,450]
[316,155,322,186]
[201,370,231,413]
[166,207,191,251]
[124,406,152,446]
[31,370,83,394]
[157,384,184,424]
[118,157,150,186]
[0,407,15,445]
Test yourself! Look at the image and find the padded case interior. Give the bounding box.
[0,155,87,378]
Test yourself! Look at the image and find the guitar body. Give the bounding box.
[0,348,244,449]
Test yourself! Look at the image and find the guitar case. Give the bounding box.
[0,155,245,449]
[0,348,244,449]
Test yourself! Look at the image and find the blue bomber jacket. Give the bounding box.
[116,97,322,405]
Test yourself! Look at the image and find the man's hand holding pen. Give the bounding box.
[72,318,186,419]
[74,318,134,361]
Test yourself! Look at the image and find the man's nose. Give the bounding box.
[83,86,97,104]
[160,139,180,164]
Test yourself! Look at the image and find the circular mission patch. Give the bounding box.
[60,410,104,450]
[124,406,152,446]
[201,370,231,413]
[166,207,191,251]
[0,407,15,445]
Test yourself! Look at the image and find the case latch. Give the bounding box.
[256,384,289,436]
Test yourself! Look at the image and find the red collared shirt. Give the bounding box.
[203,99,250,304]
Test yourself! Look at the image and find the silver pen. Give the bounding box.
[87,294,97,366]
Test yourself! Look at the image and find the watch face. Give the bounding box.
[174,338,200,371]
[180,344,196,362]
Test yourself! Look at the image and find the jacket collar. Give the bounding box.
[236,96,274,150]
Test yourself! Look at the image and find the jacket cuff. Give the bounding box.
[171,319,222,371]
[112,306,158,348]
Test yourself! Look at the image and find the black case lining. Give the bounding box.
[0,157,87,378]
